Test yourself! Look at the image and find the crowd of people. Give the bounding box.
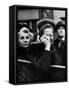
[16,18,67,83]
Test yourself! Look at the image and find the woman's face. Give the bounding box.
[57,26,65,37]
[18,32,31,48]
[43,27,54,42]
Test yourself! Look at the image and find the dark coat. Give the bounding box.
[51,38,66,66]
[16,43,52,83]
[48,38,67,81]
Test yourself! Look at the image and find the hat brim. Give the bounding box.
[37,19,55,31]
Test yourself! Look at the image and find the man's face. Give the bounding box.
[57,26,65,37]
[43,27,54,42]
[18,32,31,48]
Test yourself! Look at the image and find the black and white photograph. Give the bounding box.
[9,5,67,85]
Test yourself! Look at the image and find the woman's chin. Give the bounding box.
[22,45,29,48]
[59,34,64,37]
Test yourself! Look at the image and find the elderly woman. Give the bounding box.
[16,24,36,83]
[37,19,56,81]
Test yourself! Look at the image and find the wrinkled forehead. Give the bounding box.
[43,28,53,35]
[19,32,30,38]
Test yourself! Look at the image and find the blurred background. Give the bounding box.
[17,8,66,41]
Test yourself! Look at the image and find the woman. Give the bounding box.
[50,21,67,81]
[37,19,56,81]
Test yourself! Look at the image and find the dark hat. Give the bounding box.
[56,21,65,32]
[37,19,55,36]
[60,17,66,21]
[37,19,55,31]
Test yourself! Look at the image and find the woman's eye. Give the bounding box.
[20,37,24,39]
[59,27,64,30]
[26,36,29,39]
[62,27,64,29]
[50,35,52,37]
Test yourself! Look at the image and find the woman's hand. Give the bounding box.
[40,35,51,51]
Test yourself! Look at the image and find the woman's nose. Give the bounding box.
[24,41,27,43]
[23,38,27,41]
[60,29,63,32]
[24,38,27,41]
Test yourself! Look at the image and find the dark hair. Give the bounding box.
[56,21,65,32]
[17,22,33,33]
